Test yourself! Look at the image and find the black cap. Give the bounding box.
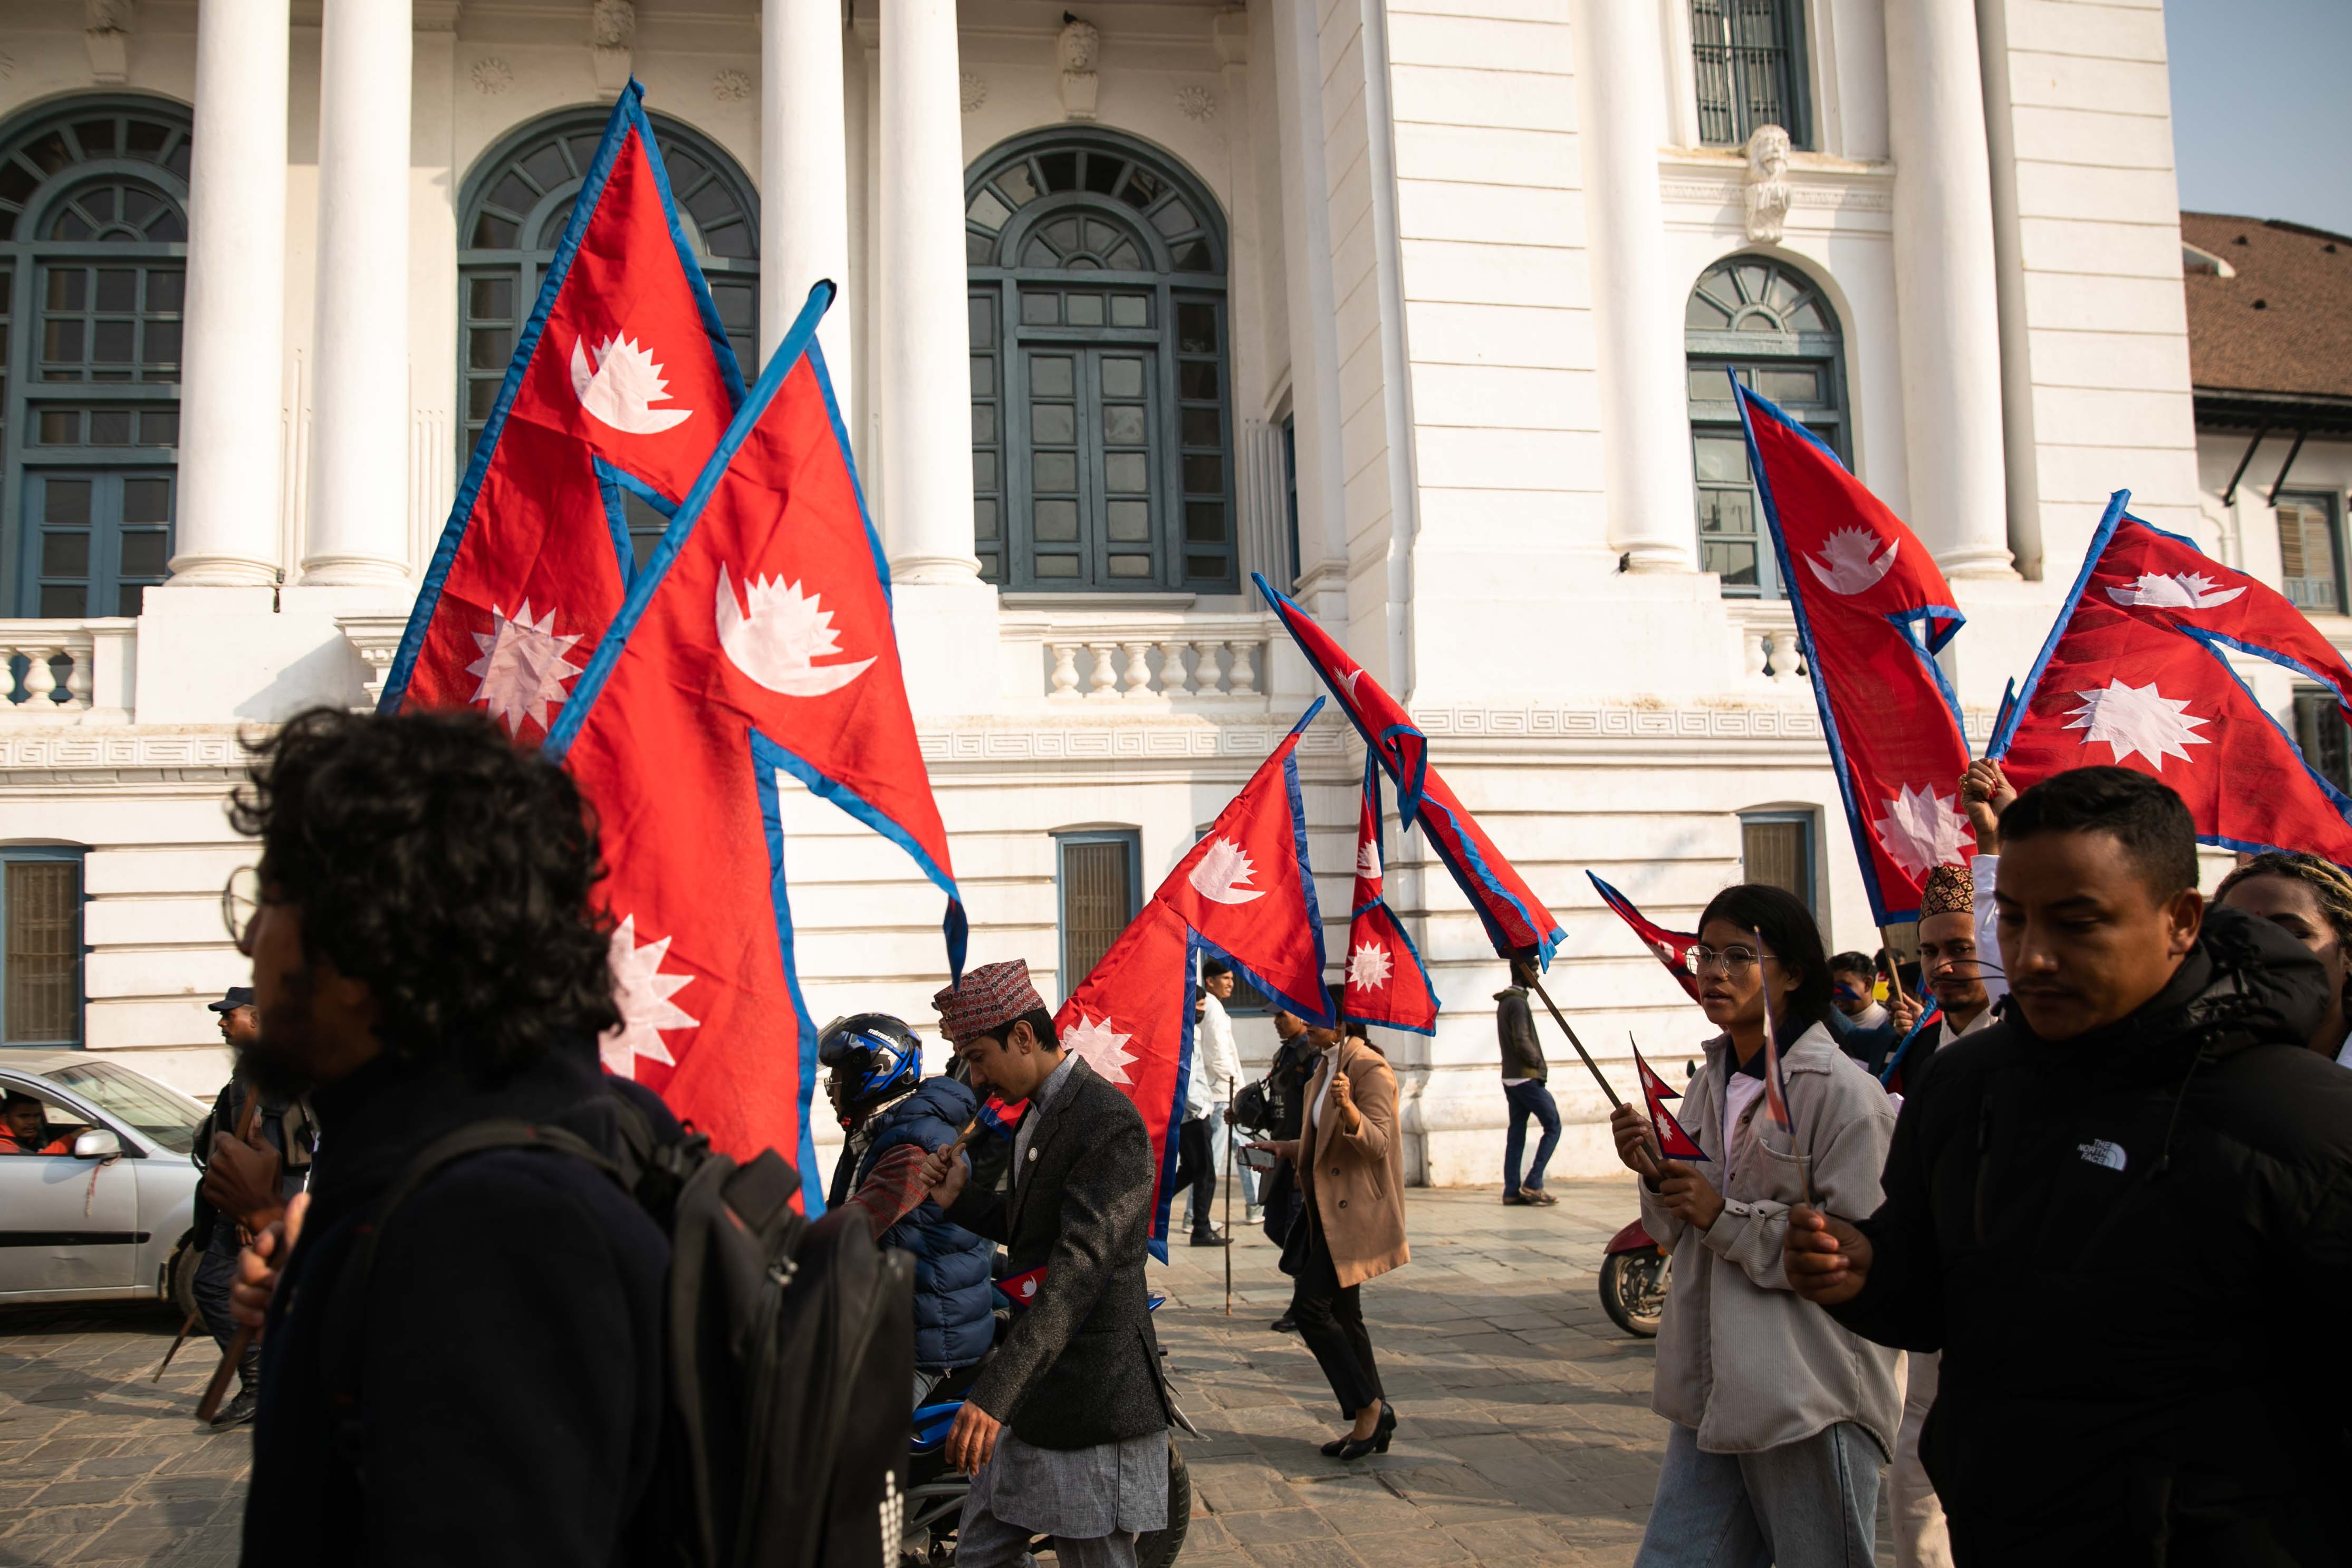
[208,986,255,1014]
[1202,959,1231,980]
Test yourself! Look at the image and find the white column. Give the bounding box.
[1572,0,1692,573]
[1885,0,2013,578]
[877,0,978,584]
[763,0,851,407]
[170,0,290,586]
[301,0,413,586]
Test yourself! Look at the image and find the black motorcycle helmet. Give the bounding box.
[817,1013,924,1126]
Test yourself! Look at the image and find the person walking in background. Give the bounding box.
[1191,960,1247,1237]
[1249,990,1407,1459]
[1607,883,1900,1567]
[2214,850,2352,1061]
[1169,966,1231,1248]
[190,986,316,1429]
[1787,768,2352,1563]
[1495,957,1560,1206]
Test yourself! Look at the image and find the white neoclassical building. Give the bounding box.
[0,0,2300,1182]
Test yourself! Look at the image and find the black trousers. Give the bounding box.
[1293,1205,1383,1419]
[1170,1116,1216,1234]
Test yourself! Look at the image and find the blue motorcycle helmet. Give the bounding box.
[817,1013,924,1124]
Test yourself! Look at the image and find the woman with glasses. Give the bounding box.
[1606,883,1900,1567]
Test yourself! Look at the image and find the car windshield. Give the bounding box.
[39,1062,205,1156]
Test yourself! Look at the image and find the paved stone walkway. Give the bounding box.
[0,1182,1898,1566]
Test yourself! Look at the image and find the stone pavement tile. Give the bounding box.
[1344,1525,1472,1568]
[1217,1507,1332,1546]
[1445,1515,1588,1561]
[0,1503,130,1540]
[1235,1536,1369,1568]
[1192,1467,1315,1517]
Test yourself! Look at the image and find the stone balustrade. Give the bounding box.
[1001,608,1277,702]
[1726,606,1808,685]
[0,623,103,714]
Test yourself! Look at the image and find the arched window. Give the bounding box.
[0,97,190,620]
[458,110,758,504]
[1685,254,1848,598]
[966,130,1234,593]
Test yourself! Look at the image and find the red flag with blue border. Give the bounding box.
[1988,490,2352,862]
[1733,380,1979,925]
[1255,574,1564,965]
[382,82,745,739]
[1631,1037,1705,1160]
[543,285,964,1200]
[1342,759,1438,1034]
[1054,705,1334,1256]
[1588,872,1702,1003]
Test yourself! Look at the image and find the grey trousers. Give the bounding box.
[191,1228,259,1391]
[1633,1419,1884,1568]
[955,1499,1138,1568]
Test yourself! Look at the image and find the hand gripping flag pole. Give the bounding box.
[1629,1034,1705,1177]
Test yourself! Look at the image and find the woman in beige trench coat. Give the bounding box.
[1249,994,1407,1459]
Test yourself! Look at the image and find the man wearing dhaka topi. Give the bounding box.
[919,959,1173,1568]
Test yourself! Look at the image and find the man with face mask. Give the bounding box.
[223,707,675,1565]
[1786,766,2352,1565]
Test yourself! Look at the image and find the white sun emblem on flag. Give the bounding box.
[1348,940,1393,992]
[2064,679,2212,771]
[1063,1013,1137,1085]
[600,915,698,1079]
[467,600,585,735]
[1806,526,1899,595]
[1188,837,1265,906]
[1870,783,1972,879]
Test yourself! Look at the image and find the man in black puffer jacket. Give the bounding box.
[223,708,674,1567]
[1788,767,2352,1566]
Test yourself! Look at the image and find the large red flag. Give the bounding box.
[543,285,964,1199]
[1342,760,1438,1034]
[1055,705,1332,1254]
[1733,381,1978,924]
[1255,575,1565,964]
[383,83,744,738]
[1989,490,2352,861]
[1587,872,1702,1003]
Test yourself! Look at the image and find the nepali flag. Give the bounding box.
[1733,381,1977,925]
[1878,999,1944,1096]
[1631,1037,1705,1161]
[383,82,745,739]
[1988,491,2352,862]
[1256,574,1565,965]
[543,284,965,1203]
[1588,872,1701,1003]
[1055,704,1333,1256]
[1342,759,1439,1035]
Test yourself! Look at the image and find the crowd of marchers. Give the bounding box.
[141,703,2352,1568]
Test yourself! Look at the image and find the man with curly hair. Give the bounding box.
[224,707,674,1565]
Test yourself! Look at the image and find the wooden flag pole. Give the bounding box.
[1527,976,1623,1111]
[1222,1111,1233,1316]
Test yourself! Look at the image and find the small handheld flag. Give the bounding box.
[1630,1035,1706,1162]
[1758,929,1816,1205]
[1589,872,1702,1003]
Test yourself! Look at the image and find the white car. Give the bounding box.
[0,1048,212,1305]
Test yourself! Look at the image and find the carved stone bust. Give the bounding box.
[1743,123,1792,244]
[590,0,638,52]
[1058,14,1100,74]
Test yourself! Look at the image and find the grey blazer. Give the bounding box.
[948,1055,1173,1449]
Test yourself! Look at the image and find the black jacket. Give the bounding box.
[1494,988,1547,1082]
[1831,909,2352,1565]
[242,1045,671,1567]
[947,1055,1170,1449]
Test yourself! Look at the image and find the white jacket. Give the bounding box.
[1187,992,1241,1117]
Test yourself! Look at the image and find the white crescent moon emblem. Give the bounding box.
[570,335,694,435]
[715,565,877,698]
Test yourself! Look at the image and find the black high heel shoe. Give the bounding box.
[1327,1402,1396,1460]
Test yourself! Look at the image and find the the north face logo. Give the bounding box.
[2077,1139,2127,1172]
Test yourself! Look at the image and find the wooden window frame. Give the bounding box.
[1739,809,1819,916]
[2275,492,2346,617]
[2,845,86,1048]
[1689,0,1812,150]
[1055,829,1143,1004]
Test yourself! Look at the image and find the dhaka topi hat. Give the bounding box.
[933,959,1047,1044]
[1917,862,1974,922]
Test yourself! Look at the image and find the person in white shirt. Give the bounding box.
[1174,961,1245,1245]
[1829,953,1889,1031]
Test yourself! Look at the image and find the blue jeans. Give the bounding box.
[1634,1420,1884,1568]
[1502,1079,1560,1196]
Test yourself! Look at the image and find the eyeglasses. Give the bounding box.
[220,866,263,951]
[1684,945,1762,977]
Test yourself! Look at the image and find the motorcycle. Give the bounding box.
[899,1294,1195,1568]
[1599,1219,1671,1338]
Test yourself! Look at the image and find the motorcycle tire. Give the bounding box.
[1599,1244,1669,1339]
[1135,1445,1191,1568]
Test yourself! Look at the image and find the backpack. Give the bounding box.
[321,1094,915,1568]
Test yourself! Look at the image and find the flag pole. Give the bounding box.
[1758,930,1819,1208]
[1222,1105,1233,1316]
[1526,976,1624,1111]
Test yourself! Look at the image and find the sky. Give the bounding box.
[2166,0,2352,235]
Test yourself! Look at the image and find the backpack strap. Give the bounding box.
[319,1118,623,1471]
